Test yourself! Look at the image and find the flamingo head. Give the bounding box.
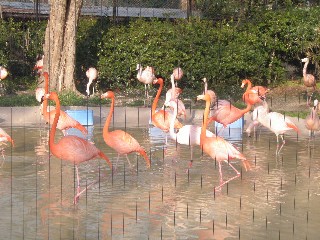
[136,63,142,71]
[0,66,8,80]
[101,91,114,99]
[86,67,98,80]
[301,57,309,63]
[241,79,250,88]
[35,88,45,103]
[153,77,163,85]
[196,94,211,102]
[33,55,44,73]
[202,77,207,83]
[314,99,319,108]
[173,67,183,80]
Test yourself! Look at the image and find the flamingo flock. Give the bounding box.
[2,57,317,203]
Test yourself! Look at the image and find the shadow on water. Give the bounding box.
[0,122,319,239]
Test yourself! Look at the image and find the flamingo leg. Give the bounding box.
[216,160,241,191]
[74,166,81,204]
[125,154,133,168]
[0,148,5,167]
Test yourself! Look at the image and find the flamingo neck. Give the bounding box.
[43,74,49,117]
[241,95,253,115]
[152,81,163,116]
[200,97,211,147]
[204,81,208,93]
[169,103,177,140]
[245,80,252,91]
[170,75,175,99]
[49,94,59,153]
[303,61,308,77]
[103,95,114,139]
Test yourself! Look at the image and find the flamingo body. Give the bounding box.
[0,67,8,80]
[0,128,14,146]
[86,67,98,96]
[37,72,87,135]
[208,99,251,128]
[305,99,320,134]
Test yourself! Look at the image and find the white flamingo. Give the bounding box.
[136,63,156,99]
[251,102,300,154]
[166,99,215,167]
[301,57,316,105]
[86,67,98,96]
[164,74,186,119]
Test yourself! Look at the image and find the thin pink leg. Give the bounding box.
[215,160,240,191]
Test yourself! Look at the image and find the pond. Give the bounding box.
[0,106,319,239]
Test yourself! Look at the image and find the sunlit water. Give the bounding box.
[0,120,320,239]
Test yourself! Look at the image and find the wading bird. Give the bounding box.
[86,67,98,96]
[251,101,300,154]
[241,79,269,106]
[36,72,88,136]
[43,92,112,203]
[301,57,316,105]
[197,93,250,190]
[101,91,151,169]
[136,64,156,100]
[305,99,320,137]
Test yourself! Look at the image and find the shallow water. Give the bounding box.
[0,121,320,239]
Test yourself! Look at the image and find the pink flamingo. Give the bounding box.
[251,102,300,154]
[301,57,316,105]
[37,72,88,136]
[305,99,320,137]
[0,128,14,146]
[86,67,98,96]
[136,64,156,100]
[44,92,112,203]
[208,91,252,133]
[197,93,250,190]
[0,67,8,80]
[101,91,151,168]
[152,77,183,133]
[241,79,269,106]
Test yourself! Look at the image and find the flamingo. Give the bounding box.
[86,67,98,96]
[164,74,186,119]
[251,101,300,154]
[136,64,156,100]
[305,99,320,136]
[0,67,8,80]
[36,72,88,136]
[203,77,217,107]
[152,77,183,133]
[197,93,250,190]
[241,79,269,106]
[34,54,44,75]
[166,99,215,167]
[301,57,316,105]
[43,91,112,203]
[101,91,151,168]
[207,92,252,132]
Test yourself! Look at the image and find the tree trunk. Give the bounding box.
[42,0,83,92]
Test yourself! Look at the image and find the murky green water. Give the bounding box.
[0,120,320,239]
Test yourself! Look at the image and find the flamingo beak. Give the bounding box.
[40,96,45,104]
[241,83,245,88]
